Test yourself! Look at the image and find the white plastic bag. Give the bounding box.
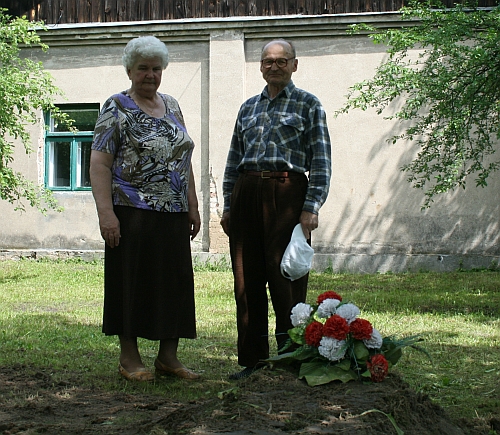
[280,224,314,281]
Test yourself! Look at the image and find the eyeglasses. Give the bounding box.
[260,57,295,69]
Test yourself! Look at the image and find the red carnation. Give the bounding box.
[323,314,349,340]
[349,318,373,340]
[305,321,324,347]
[367,354,389,382]
[317,291,343,305]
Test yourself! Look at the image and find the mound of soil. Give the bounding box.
[0,364,493,434]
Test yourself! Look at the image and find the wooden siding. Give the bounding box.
[0,0,498,24]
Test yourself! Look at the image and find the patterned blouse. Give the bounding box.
[91,91,194,212]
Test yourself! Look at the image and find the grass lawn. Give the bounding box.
[0,259,498,424]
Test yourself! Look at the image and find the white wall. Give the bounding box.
[1,14,499,272]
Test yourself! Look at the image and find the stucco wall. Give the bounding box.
[1,13,499,272]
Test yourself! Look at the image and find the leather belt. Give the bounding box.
[245,170,296,179]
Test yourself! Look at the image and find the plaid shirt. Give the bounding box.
[223,81,331,214]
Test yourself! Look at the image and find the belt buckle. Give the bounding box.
[261,170,271,179]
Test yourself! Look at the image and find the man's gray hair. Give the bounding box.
[122,36,169,71]
[261,39,296,58]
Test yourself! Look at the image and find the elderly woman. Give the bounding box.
[90,36,200,382]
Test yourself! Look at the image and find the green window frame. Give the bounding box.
[44,104,100,191]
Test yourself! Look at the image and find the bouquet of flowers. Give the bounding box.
[268,291,425,386]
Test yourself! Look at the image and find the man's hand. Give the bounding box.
[299,211,318,239]
[220,211,230,236]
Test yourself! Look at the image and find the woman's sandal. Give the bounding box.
[118,364,154,382]
[154,358,200,380]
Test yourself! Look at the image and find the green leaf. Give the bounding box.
[360,409,404,435]
[353,341,370,361]
[384,347,403,366]
[289,326,306,345]
[337,358,352,371]
[381,335,431,366]
[266,346,319,364]
[299,361,358,386]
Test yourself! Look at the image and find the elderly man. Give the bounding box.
[221,39,332,380]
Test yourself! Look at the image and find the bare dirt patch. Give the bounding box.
[0,364,494,434]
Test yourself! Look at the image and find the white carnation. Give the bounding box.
[335,303,360,324]
[363,328,383,349]
[316,298,341,318]
[290,303,313,327]
[318,337,347,362]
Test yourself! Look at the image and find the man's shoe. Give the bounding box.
[229,363,267,380]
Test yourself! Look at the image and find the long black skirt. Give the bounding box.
[102,206,196,340]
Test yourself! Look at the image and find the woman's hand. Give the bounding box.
[90,150,121,248]
[98,210,121,248]
[188,208,201,240]
[187,167,200,240]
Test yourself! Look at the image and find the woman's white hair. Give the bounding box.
[122,36,169,71]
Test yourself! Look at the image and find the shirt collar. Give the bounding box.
[261,81,295,100]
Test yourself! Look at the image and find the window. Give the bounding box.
[45,104,100,190]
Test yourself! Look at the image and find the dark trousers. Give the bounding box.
[229,172,309,367]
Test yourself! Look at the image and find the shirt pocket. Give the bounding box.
[241,116,258,132]
[241,116,259,146]
[275,114,306,151]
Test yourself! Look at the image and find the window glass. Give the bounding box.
[49,107,99,132]
[48,141,71,187]
[45,104,99,191]
[77,142,92,188]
